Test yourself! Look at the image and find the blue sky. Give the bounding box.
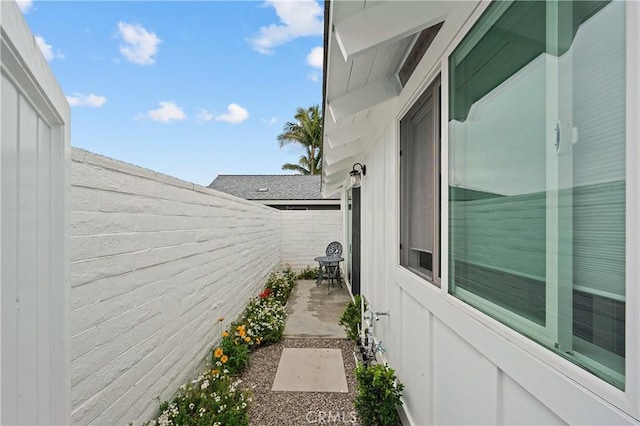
[18,0,324,186]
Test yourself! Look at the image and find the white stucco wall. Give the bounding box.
[69,149,281,424]
[280,210,343,270]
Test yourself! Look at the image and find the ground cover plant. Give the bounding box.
[297,265,319,280]
[140,265,297,425]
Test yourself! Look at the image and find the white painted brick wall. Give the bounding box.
[280,210,343,270]
[69,149,282,425]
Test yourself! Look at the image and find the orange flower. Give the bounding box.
[239,329,246,338]
[214,348,223,358]
[211,369,220,375]
[236,325,244,332]
[221,355,228,364]
[244,336,251,343]
[222,331,228,337]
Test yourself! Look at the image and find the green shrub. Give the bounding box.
[355,363,403,426]
[143,369,251,426]
[339,295,362,341]
[297,266,319,280]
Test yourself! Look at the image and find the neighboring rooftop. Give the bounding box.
[209,175,340,201]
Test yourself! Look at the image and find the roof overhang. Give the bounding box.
[321,0,452,197]
[252,199,339,206]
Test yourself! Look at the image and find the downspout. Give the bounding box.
[320,0,331,193]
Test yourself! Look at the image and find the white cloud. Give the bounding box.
[306,46,323,68]
[196,109,215,124]
[35,35,63,62]
[16,0,33,13]
[138,101,186,123]
[261,117,278,127]
[250,0,323,54]
[66,93,107,108]
[216,103,249,124]
[117,22,162,65]
[307,71,320,82]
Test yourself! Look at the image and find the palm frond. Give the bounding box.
[277,105,324,175]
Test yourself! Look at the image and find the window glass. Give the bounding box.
[449,0,625,389]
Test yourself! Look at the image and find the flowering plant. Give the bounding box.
[143,368,251,426]
[264,265,297,304]
[139,265,297,425]
[211,329,251,375]
[243,296,286,347]
[259,288,271,299]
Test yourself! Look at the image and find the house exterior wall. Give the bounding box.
[280,210,342,270]
[69,149,281,424]
[345,1,640,425]
[1,2,71,424]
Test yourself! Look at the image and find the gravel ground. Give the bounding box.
[239,338,360,426]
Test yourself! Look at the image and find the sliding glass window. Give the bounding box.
[449,0,626,389]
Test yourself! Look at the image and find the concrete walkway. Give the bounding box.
[272,279,353,394]
[283,279,351,339]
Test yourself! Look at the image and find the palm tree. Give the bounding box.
[278,105,323,175]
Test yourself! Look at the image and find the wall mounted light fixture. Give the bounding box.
[350,163,366,188]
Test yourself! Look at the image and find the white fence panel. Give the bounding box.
[1,1,70,424]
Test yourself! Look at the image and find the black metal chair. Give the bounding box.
[326,241,342,257]
[320,241,343,289]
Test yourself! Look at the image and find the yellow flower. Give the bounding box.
[236,325,244,332]
[217,317,225,322]
[214,348,223,358]
[239,329,246,338]
[256,337,261,345]
[222,331,228,337]
[244,336,251,343]
[221,355,228,364]
[211,369,220,375]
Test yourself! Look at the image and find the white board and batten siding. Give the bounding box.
[349,2,640,425]
[1,1,71,424]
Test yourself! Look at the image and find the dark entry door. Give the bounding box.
[350,187,361,295]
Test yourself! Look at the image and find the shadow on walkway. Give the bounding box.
[283,279,351,339]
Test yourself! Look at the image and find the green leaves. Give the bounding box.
[277,105,323,175]
[355,363,404,426]
[339,295,362,342]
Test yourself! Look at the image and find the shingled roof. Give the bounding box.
[208,175,340,201]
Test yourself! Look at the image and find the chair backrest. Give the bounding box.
[326,241,342,257]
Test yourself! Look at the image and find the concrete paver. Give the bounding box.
[271,348,349,393]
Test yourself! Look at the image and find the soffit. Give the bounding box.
[322,0,450,196]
